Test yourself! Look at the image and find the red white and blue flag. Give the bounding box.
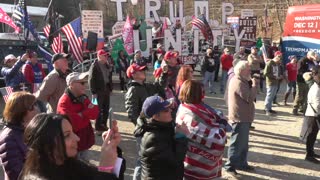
[43,25,63,54]
[0,87,13,103]
[61,17,83,63]
[192,14,213,43]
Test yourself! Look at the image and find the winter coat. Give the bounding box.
[88,60,113,95]
[297,57,316,83]
[263,60,281,86]
[134,117,178,180]
[36,69,67,113]
[202,55,216,73]
[0,124,27,180]
[22,62,46,84]
[19,158,117,180]
[57,89,99,151]
[1,60,26,90]
[176,103,228,180]
[125,73,167,125]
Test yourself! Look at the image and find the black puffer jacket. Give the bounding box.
[125,72,167,125]
[134,118,178,180]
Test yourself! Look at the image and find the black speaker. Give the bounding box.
[87,31,98,51]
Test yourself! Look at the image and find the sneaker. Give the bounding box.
[273,102,281,106]
[266,110,276,116]
[225,167,239,177]
[269,110,277,114]
[250,126,255,130]
[238,165,255,171]
[305,156,320,164]
[209,91,216,94]
[292,109,298,115]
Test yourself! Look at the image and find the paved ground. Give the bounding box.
[0,70,320,179]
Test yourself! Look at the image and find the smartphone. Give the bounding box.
[108,108,113,129]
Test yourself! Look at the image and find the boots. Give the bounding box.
[284,92,290,106]
[293,91,296,102]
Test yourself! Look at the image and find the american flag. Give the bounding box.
[38,45,54,72]
[32,83,42,95]
[0,87,13,103]
[192,14,213,43]
[12,0,40,42]
[43,25,63,54]
[61,17,83,63]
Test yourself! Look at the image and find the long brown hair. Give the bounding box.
[20,113,69,179]
[3,91,35,126]
[176,65,193,91]
[179,79,203,104]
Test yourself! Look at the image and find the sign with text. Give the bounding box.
[112,21,126,35]
[82,10,104,39]
[241,9,254,18]
[239,16,257,40]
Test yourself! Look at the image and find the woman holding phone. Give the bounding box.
[19,113,121,180]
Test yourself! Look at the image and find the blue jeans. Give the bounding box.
[203,71,215,92]
[133,137,142,180]
[286,81,296,93]
[265,85,278,111]
[220,70,228,92]
[225,122,251,170]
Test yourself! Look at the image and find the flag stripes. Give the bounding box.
[0,87,13,103]
[43,25,63,54]
[61,18,83,63]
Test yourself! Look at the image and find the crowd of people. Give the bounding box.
[0,40,319,180]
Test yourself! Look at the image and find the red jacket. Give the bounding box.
[22,62,46,84]
[57,90,99,151]
[220,54,233,71]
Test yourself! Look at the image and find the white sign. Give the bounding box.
[112,21,126,35]
[241,9,254,18]
[82,10,104,39]
[227,16,239,24]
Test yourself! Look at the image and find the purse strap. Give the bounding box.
[308,103,320,128]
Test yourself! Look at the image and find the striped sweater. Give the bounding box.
[176,103,227,180]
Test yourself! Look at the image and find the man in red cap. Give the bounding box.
[263,51,284,116]
[88,49,113,134]
[125,62,168,180]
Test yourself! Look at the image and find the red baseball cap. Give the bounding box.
[126,63,147,78]
[164,51,179,61]
[274,51,282,57]
[97,49,110,56]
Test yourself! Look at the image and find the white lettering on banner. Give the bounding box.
[193,29,199,55]
[285,47,320,53]
[234,28,246,52]
[133,29,153,55]
[169,0,185,27]
[111,0,127,21]
[241,9,254,18]
[164,29,181,52]
[145,0,161,22]
[222,3,234,25]
[294,16,320,21]
[194,1,209,20]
